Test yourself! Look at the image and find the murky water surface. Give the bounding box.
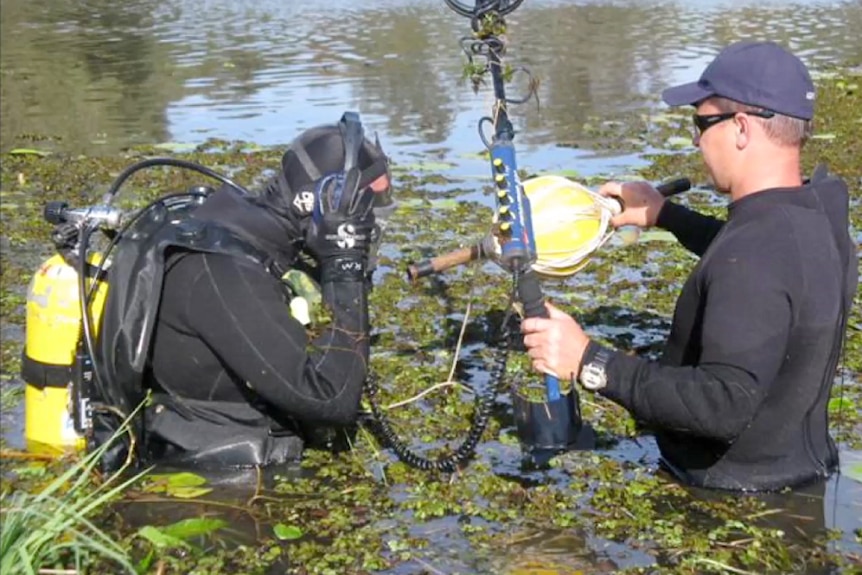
[2,0,861,573]
[3,0,862,175]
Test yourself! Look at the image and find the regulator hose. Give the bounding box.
[101,157,251,204]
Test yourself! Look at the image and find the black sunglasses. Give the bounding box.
[692,110,776,135]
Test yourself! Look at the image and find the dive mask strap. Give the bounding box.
[339,111,364,173]
[313,169,364,220]
[312,112,389,221]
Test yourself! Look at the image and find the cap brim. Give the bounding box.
[661,81,714,107]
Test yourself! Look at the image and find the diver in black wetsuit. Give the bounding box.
[521,41,858,491]
[96,113,393,467]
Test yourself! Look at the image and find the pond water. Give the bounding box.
[2,0,861,573]
[3,0,862,177]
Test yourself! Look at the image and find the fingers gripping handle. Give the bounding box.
[603,178,691,216]
[517,269,561,401]
[606,177,692,215]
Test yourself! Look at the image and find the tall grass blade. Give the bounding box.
[0,404,149,574]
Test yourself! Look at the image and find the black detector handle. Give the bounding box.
[658,177,691,197]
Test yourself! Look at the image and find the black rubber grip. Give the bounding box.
[517,269,548,319]
[657,177,691,198]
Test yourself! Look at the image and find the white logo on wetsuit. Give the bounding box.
[292,191,315,214]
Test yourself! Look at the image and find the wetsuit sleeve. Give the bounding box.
[181,253,368,426]
[585,249,792,441]
[656,201,725,256]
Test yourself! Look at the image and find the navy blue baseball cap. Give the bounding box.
[662,41,815,120]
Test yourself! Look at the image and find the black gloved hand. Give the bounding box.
[306,168,377,283]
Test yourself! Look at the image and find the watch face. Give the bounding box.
[580,362,608,390]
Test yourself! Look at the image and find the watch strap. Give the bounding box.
[578,341,604,375]
[578,343,614,390]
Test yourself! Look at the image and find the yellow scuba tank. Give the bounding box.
[22,253,108,455]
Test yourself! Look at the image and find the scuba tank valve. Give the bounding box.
[44,201,124,230]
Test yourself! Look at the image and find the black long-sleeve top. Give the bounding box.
[582,175,856,491]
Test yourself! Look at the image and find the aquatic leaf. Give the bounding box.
[168,486,213,498]
[615,173,645,182]
[507,567,574,575]
[136,525,191,549]
[665,136,693,150]
[828,397,854,413]
[148,471,208,488]
[845,463,862,484]
[637,230,677,243]
[144,471,210,496]
[161,518,226,540]
[273,523,303,540]
[554,169,581,179]
[8,148,50,157]
[431,199,460,210]
[458,150,490,160]
[459,173,497,179]
[397,198,460,211]
[152,142,199,153]
[649,111,687,124]
[392,161,455,173]
[810,71,840,80]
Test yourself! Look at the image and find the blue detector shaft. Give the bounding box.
[479,24,562,402]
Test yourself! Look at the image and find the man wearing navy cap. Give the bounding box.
[522,41,857,491]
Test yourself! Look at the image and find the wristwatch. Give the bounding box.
[579,348,613,391]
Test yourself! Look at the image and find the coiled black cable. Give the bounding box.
[365,276,519,472]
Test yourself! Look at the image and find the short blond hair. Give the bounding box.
[714,97,812,147]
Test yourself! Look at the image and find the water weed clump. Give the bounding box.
[0,417,144,574]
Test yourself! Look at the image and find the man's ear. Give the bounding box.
[734,114,750,149]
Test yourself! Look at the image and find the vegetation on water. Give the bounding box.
[0,72,860,574]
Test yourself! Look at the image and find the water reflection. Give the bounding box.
[2,0,861,172]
